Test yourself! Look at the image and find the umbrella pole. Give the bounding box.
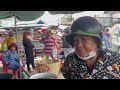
[14,12,22,79]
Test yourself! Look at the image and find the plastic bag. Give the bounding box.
[52,48,57,58]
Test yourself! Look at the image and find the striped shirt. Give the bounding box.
[42,36,56,54]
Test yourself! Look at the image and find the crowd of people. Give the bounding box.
[0,26,72,79]
[0,16,119,79]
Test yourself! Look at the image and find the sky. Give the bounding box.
[39,11,104,25]
[38,11,63,25]
[72,11,104,19]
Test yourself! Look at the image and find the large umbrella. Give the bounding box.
[0,11,83,79]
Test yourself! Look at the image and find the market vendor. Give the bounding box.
[0,30,16,51]
[61,16,120,79]
[2,43,19,70]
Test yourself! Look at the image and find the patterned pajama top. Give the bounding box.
[61,49,120,79]
[2,50,19,70]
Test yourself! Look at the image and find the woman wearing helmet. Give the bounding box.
[61,16,120,79]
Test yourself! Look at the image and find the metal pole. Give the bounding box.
[14,11,22,79]
[58,14,59,27]
[110,12,113,27]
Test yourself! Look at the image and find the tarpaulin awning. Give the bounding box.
[0,11,45,21]
[0,11,83,21]
[49,11,82,14]
[104,11,120,14]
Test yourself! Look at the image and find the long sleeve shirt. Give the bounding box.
[1,36,16,51]
[2,50,19,69]
[61,49,120,79]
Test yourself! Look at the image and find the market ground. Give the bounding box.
[0,62,64,79]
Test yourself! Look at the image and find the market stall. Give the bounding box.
[0,11,84,79]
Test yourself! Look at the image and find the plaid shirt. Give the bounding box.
[61,49,120,79]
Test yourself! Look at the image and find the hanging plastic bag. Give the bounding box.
[52,48,57,59]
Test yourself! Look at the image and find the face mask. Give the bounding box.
[75,47,98,61]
